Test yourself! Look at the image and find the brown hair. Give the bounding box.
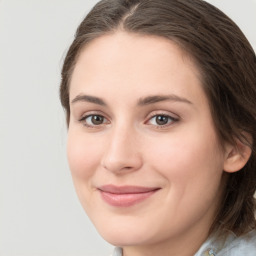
[60,0,256,236]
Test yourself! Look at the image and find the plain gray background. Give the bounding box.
[0,0,255,255]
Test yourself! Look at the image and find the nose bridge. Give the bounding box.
[101,122,142,173]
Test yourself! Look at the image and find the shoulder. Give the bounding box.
[195,230,256,256]
[221,230,256,256]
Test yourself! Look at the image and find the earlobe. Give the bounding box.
[223,136,252,173]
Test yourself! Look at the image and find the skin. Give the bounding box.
[67,32,241,256]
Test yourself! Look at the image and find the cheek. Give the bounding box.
[67,131,101,180]
[146,128,224,188]
[144,130,225,231]
[67,130,104,213]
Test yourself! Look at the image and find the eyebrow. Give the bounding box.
[71,94,107,106]
[137,94,192,106]
[71,94,192,106]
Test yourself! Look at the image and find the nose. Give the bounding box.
[101,126,143,174]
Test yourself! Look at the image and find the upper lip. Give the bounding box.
[98,185,160,194]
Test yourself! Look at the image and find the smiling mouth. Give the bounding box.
[98,185,160,207]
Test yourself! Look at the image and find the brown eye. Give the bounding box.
[81,114,108,126]
[147,114,178,127]
[90,115,104,125]
[155,115,169,125]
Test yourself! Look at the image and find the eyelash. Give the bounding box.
[145,112,179,129]
[79,113,109,129]
[78,112,179,129]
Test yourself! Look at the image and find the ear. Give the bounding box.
[223,134,252,173]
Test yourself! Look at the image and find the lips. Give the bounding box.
[98,185,160,207]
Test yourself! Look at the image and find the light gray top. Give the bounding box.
[111,230,256,256]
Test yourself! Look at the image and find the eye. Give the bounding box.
[79,114,109,127]
[147,114,178,127]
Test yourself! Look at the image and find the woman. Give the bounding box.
[60,0,256,255]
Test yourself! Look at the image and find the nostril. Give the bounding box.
[101,141,143,173]
[102,158,142,173]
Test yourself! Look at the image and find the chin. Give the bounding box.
[93,217,155,247]
[101,231,150,248]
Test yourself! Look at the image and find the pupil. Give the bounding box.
[92,115,103,125]
[156,115,168,125]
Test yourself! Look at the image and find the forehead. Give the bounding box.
[70,31,205,106]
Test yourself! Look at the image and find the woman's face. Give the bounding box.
[67,32,227,253]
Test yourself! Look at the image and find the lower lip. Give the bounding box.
[99,190,158,207]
